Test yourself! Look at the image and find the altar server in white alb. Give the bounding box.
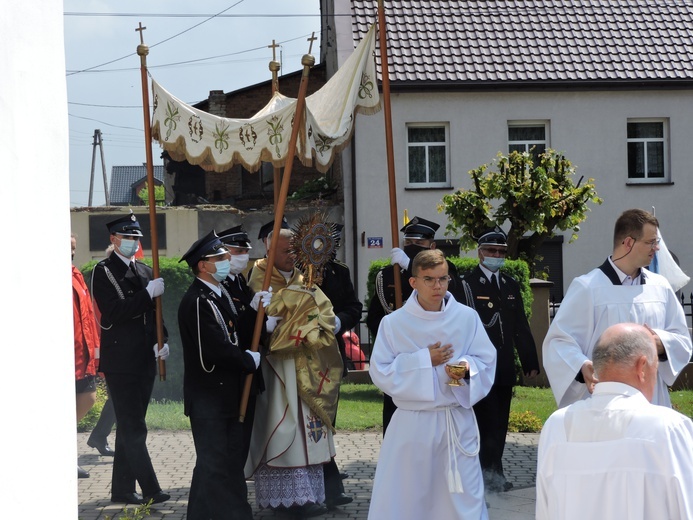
[368,249,496,520]
[537,322,693,520]
[543,208,692,408]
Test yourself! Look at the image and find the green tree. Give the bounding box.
[138,184,166,206]
[438,149,602,274]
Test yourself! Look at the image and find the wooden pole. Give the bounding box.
[239,35,317,422]
[269,39,282,209]
[378,0,402,309]
[136,22,166,381]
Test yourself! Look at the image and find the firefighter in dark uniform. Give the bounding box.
[217,225,271,461]
[366,216,462,435]
[316,224,362,509]
[178,230,262,520]
[457,227,540,492]
[91,213,170,505]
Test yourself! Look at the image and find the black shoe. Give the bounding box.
[143,491,171,505]
[325,493,353,510]
[503,481,514,492]
[87,438,115,456]
[77,466,90,479]
[111,492,145,504]
[339,472,350,480]
[287,503,328,518]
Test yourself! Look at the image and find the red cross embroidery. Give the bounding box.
[289,330,305,347]
[317,367,331,395]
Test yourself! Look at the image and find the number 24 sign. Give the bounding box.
[368,237,383,248]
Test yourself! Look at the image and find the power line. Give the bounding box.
[66,0,247,76]
[68,113,143,132]
[64,12,324,18]
[65,34,312,75]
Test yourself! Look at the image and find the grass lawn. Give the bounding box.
[82,383,693,433]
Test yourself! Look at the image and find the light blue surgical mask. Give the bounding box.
[210,259,231,282]
[482,257,505,271]
[118,238,139,258]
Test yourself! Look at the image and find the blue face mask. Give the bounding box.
[118,238,139,258]
[210,259,231,282]
[482,257,505,271]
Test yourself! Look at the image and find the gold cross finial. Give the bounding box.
[135,22,146,44]
[307,32,317,55]
[268,39,279,61]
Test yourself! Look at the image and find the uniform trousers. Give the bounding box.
[104,372,160,497]
[473,384,513,481]
[188,416,252,520]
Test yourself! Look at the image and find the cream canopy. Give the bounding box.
[151,24,380,174]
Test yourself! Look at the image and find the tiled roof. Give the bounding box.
[350,0,693,86]
[109,165,164,205]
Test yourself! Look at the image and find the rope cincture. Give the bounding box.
[445,405,481,494]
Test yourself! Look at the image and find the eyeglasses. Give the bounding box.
[415,275,451,287]
[480,247,507,257]
[632,237,661,249]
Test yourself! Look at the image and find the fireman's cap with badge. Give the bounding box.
[401,216,439,240]
[180,230,229,268]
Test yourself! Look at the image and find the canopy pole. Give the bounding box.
[377,0,402,309]
[136,22,166,381]
[239,35,317,423]
[269,39,283,209]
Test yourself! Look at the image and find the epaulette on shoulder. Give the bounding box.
[331,259,349,269]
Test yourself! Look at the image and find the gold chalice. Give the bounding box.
[446,363,468,386]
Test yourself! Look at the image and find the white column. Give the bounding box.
[0,1,76,515]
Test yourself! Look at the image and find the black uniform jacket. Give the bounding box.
[366,259,463,338]
[458,266,540,386]
[178,278,257,419]
[318,260,363,376]
[92,253,160,377]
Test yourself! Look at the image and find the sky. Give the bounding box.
[64,0,321,207]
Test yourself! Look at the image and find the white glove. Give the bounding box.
[390,247,410,270]
[250,287,273,311]
[334,316,342,334]
[146,278,165,299]
[153,343,170,361]
[246,350,261,369]
[266,315,283,333]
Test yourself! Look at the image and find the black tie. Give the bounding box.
[130,262,142,286]
[493,273,500,290]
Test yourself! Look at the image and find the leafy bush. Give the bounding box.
[366,256,533,318]
[289,175,338,200]
[507,410,543,433]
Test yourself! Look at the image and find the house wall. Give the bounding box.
[350,89,693,304]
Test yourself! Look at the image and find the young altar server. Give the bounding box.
[368,249,497,519]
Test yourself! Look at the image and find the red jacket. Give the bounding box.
[73,265,99,380]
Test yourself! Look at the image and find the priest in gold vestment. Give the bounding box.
[245,227,343,517]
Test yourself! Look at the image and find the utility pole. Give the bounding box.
[88,129,110,206]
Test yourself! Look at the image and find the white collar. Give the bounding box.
[479,262,499,281]
[197,277,221,296]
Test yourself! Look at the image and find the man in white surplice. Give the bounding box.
[543,208,692,408]
[368,250,496,520]
[537,323,693,520]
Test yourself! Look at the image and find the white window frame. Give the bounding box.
[405,123,450,188]
[507,121,550,157]
[626,118,670,184]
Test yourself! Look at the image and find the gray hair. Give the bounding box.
[267,228,293,245]
[592,325,656,374]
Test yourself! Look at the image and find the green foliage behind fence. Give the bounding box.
[366,255,533,318]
